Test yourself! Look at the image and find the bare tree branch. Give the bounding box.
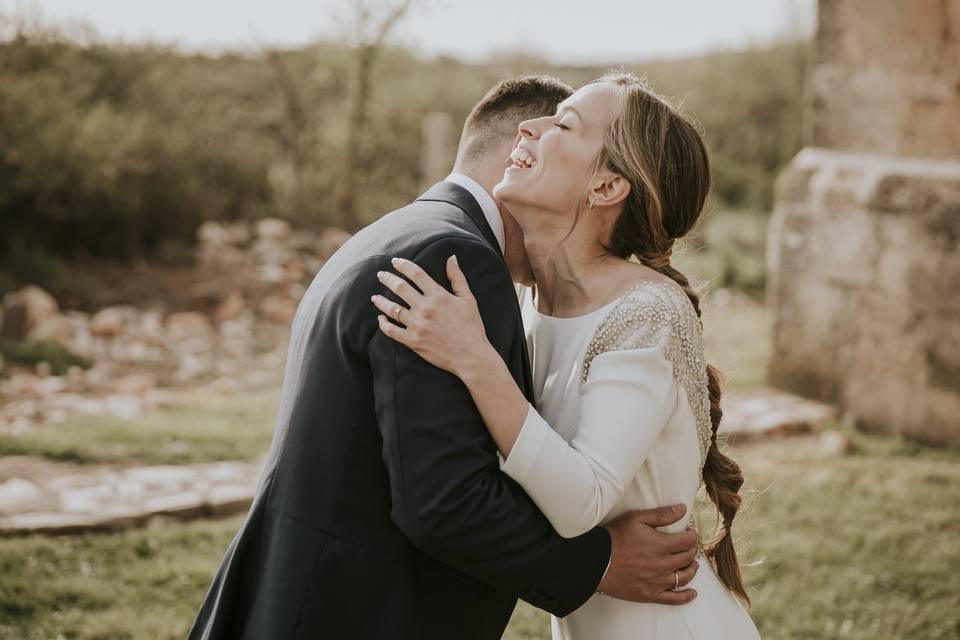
[335,0,422,229]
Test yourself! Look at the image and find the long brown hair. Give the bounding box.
[594,71,750,604]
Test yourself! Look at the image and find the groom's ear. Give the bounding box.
[589,171,631,208]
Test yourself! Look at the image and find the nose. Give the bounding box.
[518,118,540,140]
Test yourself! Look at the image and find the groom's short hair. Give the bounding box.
[457,75,573,165]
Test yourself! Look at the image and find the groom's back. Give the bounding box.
[189,187,521,640]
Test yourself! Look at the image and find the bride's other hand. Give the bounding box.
[372,255,499,378]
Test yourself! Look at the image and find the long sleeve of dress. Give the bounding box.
[500,339,678,539]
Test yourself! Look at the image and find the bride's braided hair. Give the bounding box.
[594,72,750,604]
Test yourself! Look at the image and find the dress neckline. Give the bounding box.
[531,295,621,322]
[530,279,669,322]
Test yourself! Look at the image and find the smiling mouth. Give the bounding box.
[507,146,537,170]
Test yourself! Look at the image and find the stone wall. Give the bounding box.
[768,0,960,443]
[810,0,960,158]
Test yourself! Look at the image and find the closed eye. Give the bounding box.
[554,122,569,130]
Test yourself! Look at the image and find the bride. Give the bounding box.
[371,72,761,639]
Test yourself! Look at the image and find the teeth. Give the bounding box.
[509,147,536,168]
[513,148,534,162]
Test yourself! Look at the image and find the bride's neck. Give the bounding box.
[513,204,616,316]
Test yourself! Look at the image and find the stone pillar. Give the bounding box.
[420,112,456,191]
[767,0,960,444]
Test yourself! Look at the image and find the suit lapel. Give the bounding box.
[416,182,503,259]
[416,181,533,399]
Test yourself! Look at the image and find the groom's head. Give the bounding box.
[453,75,573,189]
[453,75,573,286]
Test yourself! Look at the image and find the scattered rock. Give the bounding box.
[196,220,232,247]
[819,430,857,457]
[0,479,44,514]
[215,292,246,322]
[197,243,248,269]
[721,387,839,442]
[259,296,298,324]
[0,462,260,535]
[208,376,242,394]
[102,394,143,420]
[34,376,66,396]
[289,229,318,252]
[255,217,291,241]
[0,372,40,396]
[166,312,212,339]
[222,222,252,246]
[283,260,306,283]
[319,227,352,259]
[141,491,207,517]
[29,314,72,343]
[0,221,379,437]
[207,484,253,515]
[138,311,166,342]
[1,285,59,340]
[112,373,156,396]
[80,361,114,388]
[257,264,287,284]
[0,304,26,341]
[172,354,211,383]
[90,305,135,338]
[219,314,254,358]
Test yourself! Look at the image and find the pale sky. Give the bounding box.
[10,0,816,64]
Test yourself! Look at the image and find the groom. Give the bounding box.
[189,75,699,640]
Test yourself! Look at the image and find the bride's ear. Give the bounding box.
[588,172,631,209]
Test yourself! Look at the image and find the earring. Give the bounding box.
[588,200,596,210]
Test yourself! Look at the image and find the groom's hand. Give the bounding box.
[597,504,700,605]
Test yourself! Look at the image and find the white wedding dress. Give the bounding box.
[500,280,761,639]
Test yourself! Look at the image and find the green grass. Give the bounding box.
[0,389,278,465]
[1,432,957,639]
[729,436,960,640]
[0,515,241,640]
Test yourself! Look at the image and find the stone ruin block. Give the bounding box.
[767,148,960,443]
[811,0,960,159]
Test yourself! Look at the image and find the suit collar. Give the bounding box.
[444,173,505,253]
[416,180,533,397]
[416,181,504,258]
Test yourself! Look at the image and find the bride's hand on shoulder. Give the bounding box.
[372,255,498,378]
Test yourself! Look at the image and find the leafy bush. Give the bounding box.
[0,12,806,297]
[675,208,770,297]
[0,339,92,375]
[0,35,273,269]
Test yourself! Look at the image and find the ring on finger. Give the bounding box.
[673,571,680,589]
[394,304,404,323]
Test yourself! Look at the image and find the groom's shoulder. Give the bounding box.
[362,200,504,270]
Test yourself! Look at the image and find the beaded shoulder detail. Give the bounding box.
[580,281,712,472]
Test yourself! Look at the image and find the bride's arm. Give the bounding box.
[372,255,532,458]
[373,256,676,538]
[499,346,674,538]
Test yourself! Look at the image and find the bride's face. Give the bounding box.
[493,82,620,220]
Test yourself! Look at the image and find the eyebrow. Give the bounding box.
[557,104,583,120]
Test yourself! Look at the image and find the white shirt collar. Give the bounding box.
[445,172,505,254]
